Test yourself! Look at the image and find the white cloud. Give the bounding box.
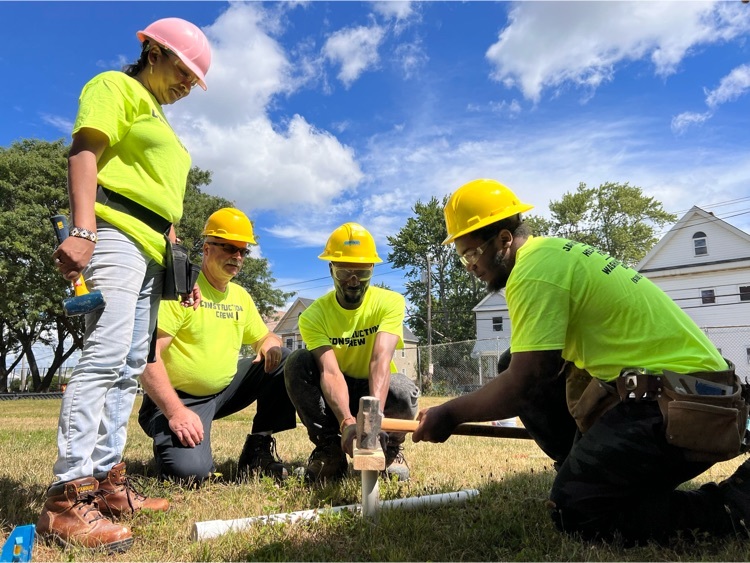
[39,114,73,135]
[705,64,750,108]
[393,40,428,79]
[486,1,749,102]
[179,115,362,209]
[323,24,386,87]
[672,63,750,132]
[163,3,362,215]
[371,1,415,22]
[671,111,712,134]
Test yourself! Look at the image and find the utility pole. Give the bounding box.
[425,253,433,380]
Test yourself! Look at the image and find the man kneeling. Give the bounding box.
[139,208,296,482]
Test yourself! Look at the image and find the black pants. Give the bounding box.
[498,349,740,543]
[547,400,739,543]
[284,348,419,446]
[138,348,296,480]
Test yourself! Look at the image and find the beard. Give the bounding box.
[487,252,513,293]
[334,279,370,308]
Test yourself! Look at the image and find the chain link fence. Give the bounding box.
[414,326,750,395]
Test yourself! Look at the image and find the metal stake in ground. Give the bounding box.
[353,396,385,520]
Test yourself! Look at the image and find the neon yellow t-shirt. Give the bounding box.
[156,272,269,396]
[73,71,191,264]
[299,287,405,379]
[507,236,726,381]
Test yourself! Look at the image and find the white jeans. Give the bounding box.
[53,222,163,482]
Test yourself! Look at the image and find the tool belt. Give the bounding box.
[96,185,198,300]
[567,362,750,463]
[565,364,620,434]
[616,364,749,463]
[96,186,172,235]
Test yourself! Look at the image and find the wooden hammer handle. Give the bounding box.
[381,417,532,440]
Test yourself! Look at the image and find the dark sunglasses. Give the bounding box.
[207,242,250,258]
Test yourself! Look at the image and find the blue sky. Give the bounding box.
[4,0,750,309]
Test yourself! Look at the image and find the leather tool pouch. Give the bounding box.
[656,366,749,463]
[565,364,620,434]
[163,239,200,301]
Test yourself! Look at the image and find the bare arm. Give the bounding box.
[413,349,563,443]
[368,331,399,408]
[312,346,353,429]
[249,332,284,372]
[54,128,108,281]
[140,330,204,447]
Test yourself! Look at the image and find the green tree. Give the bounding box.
[0,140,292,392]
[528,182,676,265]
[387,196,486,345]
[0,139,79,392]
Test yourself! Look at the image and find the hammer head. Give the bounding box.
[356,396,383,450]
[63,292,105,316]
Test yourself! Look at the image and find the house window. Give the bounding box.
[740,286,750,302]
[746,348,750,365]
[297,342,304,349]
[701,289,715,305]
[492,317,503,332]
[692,232,707,256]
[285,338,294,350]
[401,349,406,358]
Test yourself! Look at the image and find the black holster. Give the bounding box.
[163,240,200,301]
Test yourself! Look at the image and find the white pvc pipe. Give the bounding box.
[192,489,479,541]
[361,470,379,520]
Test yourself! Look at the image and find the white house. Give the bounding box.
[636,206,750,377]
[471,290,511,381]
[274,297,315,352]
[471,206,750,377]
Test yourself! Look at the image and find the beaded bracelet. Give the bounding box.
[69,227,98,243]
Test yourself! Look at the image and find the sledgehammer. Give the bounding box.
[50,215,105,316]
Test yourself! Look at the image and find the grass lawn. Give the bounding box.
[0,395,748,561]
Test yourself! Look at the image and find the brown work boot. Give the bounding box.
[303,437,348,483]
[36,476,133,552]
[96,462,169,518]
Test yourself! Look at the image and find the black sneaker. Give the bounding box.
[304,439,348,483]
[384,443,410,481]
[238,434,288,481]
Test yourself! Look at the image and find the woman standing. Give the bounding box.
[37,18,210,552]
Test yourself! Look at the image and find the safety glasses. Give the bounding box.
[332,266,373,282]
[163,48,199,89]
[207,242,250,258]
[459,235,497,266]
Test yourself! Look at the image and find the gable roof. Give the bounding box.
[274,297,315,333]
[636,206,750,272]
[472,289,506,313]
[402,324,418,343]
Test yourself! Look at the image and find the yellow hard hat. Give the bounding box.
[319,222,382,263]
[442,179,534,244]
[202,208,256,244]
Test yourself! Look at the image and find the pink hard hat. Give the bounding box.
[137,17,211,90]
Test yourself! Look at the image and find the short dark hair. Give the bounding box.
[472,214,530,242]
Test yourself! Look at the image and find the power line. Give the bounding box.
[274,261,402,292]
